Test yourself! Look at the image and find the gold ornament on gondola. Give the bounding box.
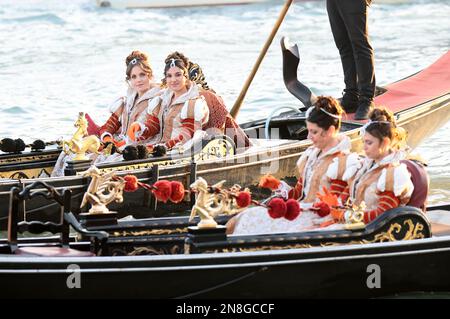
[80,166,125,215]
[60,112,101,161]
[344,202,366,230]
[189,177,249,229]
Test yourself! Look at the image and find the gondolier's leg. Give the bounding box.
[326,0,359,113]
[327,0,376,119]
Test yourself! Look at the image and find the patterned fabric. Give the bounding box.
[99,113,121,141]
[188,62,210,91]
[200,89,251,148]
[363,191,400,223]
[330,179,348,197]
[139,114,160,141]
[288,179,303,200]
[135,83,209,149]
[348,151,414,223]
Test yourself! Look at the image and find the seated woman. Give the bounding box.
[229,96,361,235]
[95,50,161,147]
[51,50,160,177]
[339,107,415,224]
[127,52,210,151]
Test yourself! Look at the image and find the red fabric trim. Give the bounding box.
[363,191,401,223]
[288,179,303,200]
[164,118,197,149]
[139,114,160,141]
[99,113,121,137]
[330,179,348,197]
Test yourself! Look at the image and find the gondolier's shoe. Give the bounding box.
[354,98,374,120]
[340,89,359,113]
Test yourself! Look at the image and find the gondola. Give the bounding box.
[1,38,449,229]
[1,177,450,299]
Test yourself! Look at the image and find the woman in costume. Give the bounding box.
[338,107,414,224]
[126,52,210,151]
[51,50,160,177]
[229,96,361,235]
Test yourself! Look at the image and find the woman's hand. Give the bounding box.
[127,122,142,141]
[102,135,125,147]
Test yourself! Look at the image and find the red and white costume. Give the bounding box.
[133,82,209,149]
[99,86,161,144]
[232,135,361,235]
[345,151,414,224]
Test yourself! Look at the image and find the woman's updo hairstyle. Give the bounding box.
[306,96,343,131]
[365,107,396,141]
[125,50,153,81]
[163,51,189,79]
[365,106,407,149]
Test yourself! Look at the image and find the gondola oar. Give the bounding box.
[230,0,294,119]
[281,36,317,109]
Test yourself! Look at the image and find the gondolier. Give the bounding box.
[327,0,376,120]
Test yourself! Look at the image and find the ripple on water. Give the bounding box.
[2,13,66,25]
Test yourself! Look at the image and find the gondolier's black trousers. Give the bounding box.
[326,0,376,101]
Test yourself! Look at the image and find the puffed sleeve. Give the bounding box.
[377,163,414,198]
[109,96,125,113]
[326,152,362,181]
[146,96,162,116]
[296,146,314,171]
[180,97,209,124]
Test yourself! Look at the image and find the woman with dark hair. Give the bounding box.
[229,96,361,235]
[339,107,414,224]
[127,52,209,151]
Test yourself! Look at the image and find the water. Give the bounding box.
[0,0,449,202]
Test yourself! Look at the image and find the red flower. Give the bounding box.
[259,174,281,190]
[152,180,172,203]
[267,198,287,219]
[235,191,252,208]
[123,175,139,192]
[313,201,331,217]
[169,181,185,203]
[285,199,301,221]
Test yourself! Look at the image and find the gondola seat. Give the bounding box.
[401,159,429,212]
[7,182,108,257]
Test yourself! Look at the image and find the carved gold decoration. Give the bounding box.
[80,166,125,214]
[199,219,427,254]
[112,227,188,237]
[344,202,366,230]
[349,219,426,244]
[204,243,314,254]
[189,177,248,229]
[60,112,101,161]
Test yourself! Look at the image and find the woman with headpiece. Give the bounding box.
[337,107,415,224]
[51,50,160,177]
[228,96,361,235]
[91,50,161,147]
[126,52,210,152]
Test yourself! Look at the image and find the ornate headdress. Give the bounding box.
[360,120,392,135]
[128,58,139,66]
[305,106,341,120]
